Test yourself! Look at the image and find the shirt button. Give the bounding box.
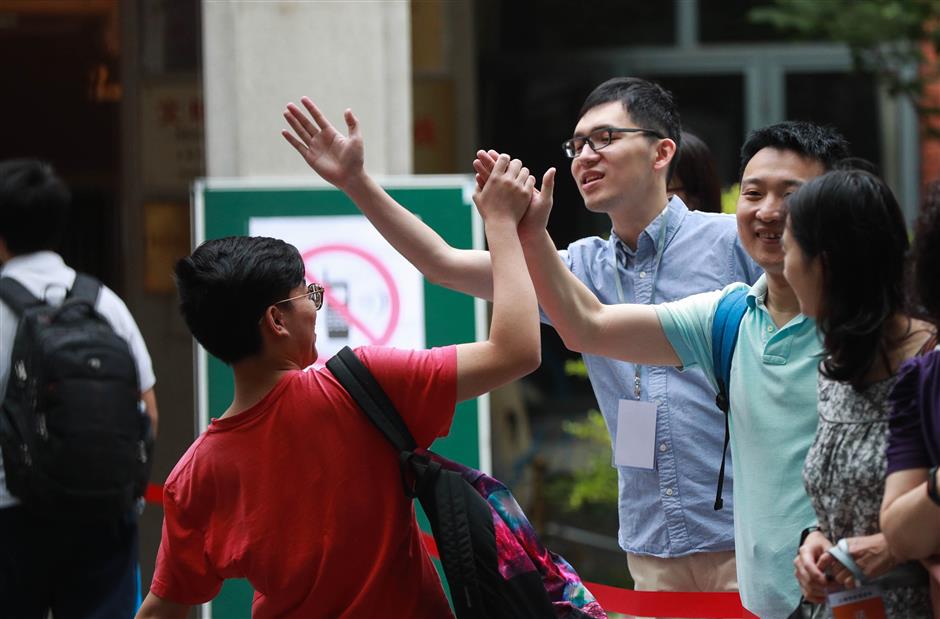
[659,443,667,452]
[665,488,674,496]
[639,271,647,278]
[767,325,775,332]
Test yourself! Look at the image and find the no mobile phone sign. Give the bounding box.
[250,215,426,362]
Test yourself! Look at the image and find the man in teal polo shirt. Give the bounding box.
[511,121,848,618]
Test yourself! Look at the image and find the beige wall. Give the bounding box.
[203,0,413,177]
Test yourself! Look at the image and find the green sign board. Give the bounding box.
[191,176,483,618]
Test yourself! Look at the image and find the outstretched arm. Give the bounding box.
[473,152,680,366]
[523,229,679,365]
[282,98,495,300]
[454,154,541,402]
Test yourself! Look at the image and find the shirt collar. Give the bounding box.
[0,251,66,277]
[745,274,768,310]
[644,195,688,249]
[610,196,689,256]
[610,196,689,263]
[745,274,814,329]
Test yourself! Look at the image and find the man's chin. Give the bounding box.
[582,198,610,214]
[756,257,785,276]
[744,244,782,271]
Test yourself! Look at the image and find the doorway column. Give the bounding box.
[202,1,413,177]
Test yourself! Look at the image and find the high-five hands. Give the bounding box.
[472,154,535,225]
[282,97,364,190]
[474,150,555,239]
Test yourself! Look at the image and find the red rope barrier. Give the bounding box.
[420,531,754,618]
[144,482,163,505]
[146,484,757,618]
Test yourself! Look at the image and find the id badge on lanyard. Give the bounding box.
[612,209,669,472]
[614,399,657,470]
[827,586,886,619]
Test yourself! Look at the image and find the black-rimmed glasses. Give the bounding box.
[562,127,665,159]
[272,283,324,310]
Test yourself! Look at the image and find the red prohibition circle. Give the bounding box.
[302,244,401,346]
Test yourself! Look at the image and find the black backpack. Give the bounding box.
[327,346,606,619]
[0,273,153,522]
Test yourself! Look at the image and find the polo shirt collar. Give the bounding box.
[745,274,768,311]
[745,274,814,331]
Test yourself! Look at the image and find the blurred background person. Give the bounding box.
[0,159,159,619]
[667,131,722,213]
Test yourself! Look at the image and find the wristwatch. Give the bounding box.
[799,525,820,545]
[928,465,940,506]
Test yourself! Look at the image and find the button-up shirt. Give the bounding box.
[656,277,821,618]
[551,197,761,557]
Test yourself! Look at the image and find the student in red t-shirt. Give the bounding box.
[135,109,549,618]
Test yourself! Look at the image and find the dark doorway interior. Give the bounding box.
[0,4,121,290]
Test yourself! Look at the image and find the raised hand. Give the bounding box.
[472,154,535,225]
[282,97,364,190]
[473,150,555,240]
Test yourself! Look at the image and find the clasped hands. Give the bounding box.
[471,150,555,233]
[794,531,898,603]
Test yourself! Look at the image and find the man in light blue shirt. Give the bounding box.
[283,78,760,591]
[512,121,849,617]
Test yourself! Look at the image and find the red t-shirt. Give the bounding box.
[151,346,457,618]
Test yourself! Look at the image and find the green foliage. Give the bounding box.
[556,410,618,510]
[564,357,589,379]
[721,183,740,214]
[554,357,617,509]
[751,0,940,130]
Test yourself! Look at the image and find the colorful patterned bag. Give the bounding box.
[327,346,606,619]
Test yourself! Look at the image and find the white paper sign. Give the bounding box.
[614,399,658,470]
[250,216,426,364]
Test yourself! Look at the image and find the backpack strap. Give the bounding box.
[709,287,748,510]
[326,346,417,453]
[0,277,42,316]
[67,273,102,306]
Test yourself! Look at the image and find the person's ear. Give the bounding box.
[260,305,290,336]
[652,138,677,176]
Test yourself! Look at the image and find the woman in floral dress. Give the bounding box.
[784,169,935,617]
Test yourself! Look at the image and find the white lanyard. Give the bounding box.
[613,207,670,399]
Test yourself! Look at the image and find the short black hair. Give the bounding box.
[578,77,682,182]
[832,157,880,176]
[671,131,721,213]
[787,169,908,390]
[912,181,940,326]
[0,159,70,255]
[739,121,850,178]
[175,236,306,364]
